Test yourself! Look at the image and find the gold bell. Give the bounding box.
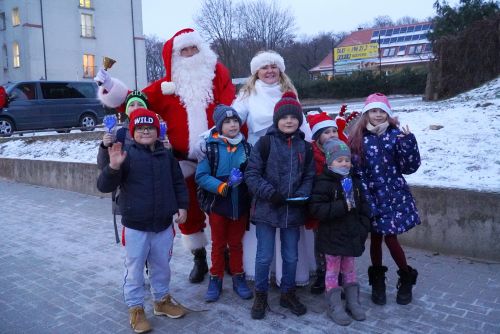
[103,56,116,70]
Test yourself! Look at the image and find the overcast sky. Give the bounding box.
[142,0,461,41]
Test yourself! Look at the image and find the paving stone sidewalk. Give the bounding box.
[0,179,499,334]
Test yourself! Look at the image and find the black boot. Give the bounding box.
[396,266,418,305]
[251,291,268,319]
[189,248,208,283]
[310,271,325,295]
[368,265,388,305]
[280,289,307,316]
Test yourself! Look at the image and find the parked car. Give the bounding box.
[0,80,106,136]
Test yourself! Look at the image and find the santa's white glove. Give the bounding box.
[94,68,113,91]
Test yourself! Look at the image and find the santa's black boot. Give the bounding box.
[189,248,208,283]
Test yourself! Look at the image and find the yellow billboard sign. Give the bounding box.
[334,43,379,62]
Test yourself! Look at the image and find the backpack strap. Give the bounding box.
[206,141,219,176]
[259,135,271,163]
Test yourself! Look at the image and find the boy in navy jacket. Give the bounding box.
[244,92,315,319]
[97,108,188,333]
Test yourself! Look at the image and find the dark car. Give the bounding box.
[0,80,106,136]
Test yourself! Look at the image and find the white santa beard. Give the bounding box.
[172,49,217,159]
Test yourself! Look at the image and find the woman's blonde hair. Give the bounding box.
[239,51,297,97]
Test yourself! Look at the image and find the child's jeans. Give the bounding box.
[324,255,357,291]
[254,222,300,293]
[123,225,174,308]
[209,212,247,278]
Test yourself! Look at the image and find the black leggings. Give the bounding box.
[370,233,408,271]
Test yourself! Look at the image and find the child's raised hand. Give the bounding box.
[397,125,412,138]
[108,142,127,170]
[175,209,187,224]
[102,133,115,147]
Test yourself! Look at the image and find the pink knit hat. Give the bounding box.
[361,93,392,116]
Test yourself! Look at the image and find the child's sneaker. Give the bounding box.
[232,273,253,299]
[128,306,152,333]
[205,275,223,302]
[154,294,186,319]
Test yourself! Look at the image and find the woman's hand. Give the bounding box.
[175,209,187,224]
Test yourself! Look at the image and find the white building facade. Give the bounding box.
[0,0,147,89]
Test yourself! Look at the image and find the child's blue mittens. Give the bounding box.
[227,168,243,187]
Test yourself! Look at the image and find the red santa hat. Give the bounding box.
[306,111,337,141]
[160,28,205,95]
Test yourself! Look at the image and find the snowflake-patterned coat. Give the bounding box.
[353,126,421,235]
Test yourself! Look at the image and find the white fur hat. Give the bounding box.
[250,51,285,75]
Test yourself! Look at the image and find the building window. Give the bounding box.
[382,48,390,57]
[83,54,95,78]
[2,44,8,70]
[12,7,20,26]
[80,14,94,37]
[0,12,6,30]
[12,42,20,67]
[79,0,92,8]
[408,45,416,55]
[415,45,423,54]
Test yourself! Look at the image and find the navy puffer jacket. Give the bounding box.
[97,141,189,232]
[244,126,315,229]
[353,126,421,235]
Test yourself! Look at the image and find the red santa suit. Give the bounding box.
[97,28,235,251]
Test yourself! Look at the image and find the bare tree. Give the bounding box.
[238,0,296,50]
[372,15,395,28]
[194,0,296,77]
[145,35,165,83]
[396,16,420,25]
[194,0,238,71]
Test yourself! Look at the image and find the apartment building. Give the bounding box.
[0,0,146,89]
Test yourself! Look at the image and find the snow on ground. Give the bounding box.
[0,77,499,192]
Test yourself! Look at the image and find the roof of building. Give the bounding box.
[310,21,433,73]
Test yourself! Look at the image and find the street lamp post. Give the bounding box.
[378,34,382,78]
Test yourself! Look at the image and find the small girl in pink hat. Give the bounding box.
[348,93,421,306]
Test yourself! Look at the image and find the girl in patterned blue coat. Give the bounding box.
[348,93,421,306]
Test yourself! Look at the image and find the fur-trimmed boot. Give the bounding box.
[189,248,208,283]
[326,288,351,326]
[396,266,418,305]
[344,283,366,321]
[368,265,388,305]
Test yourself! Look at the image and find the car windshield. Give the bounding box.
[4,82,15,93]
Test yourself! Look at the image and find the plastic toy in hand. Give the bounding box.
[159,121,167,141]
[341,177,356,210]
[227,168,243,187]
[103,115,117,133]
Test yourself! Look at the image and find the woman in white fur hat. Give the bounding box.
[232,50,315,290]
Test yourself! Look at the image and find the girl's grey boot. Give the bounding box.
[326,288,352,326]
[344,282,366,321]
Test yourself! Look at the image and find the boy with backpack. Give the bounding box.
[244,92,315,319]
[195,104,253,303]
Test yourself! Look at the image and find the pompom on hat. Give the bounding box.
[160,28,205,95]
[125,90,149,117]
[361,93,392,117]
[213,104,242,134]
[306,111,337,141]
[250,51,285,75]
[129,108,161,137]
[273,91,303,127]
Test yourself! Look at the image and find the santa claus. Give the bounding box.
[95,28,236,283]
